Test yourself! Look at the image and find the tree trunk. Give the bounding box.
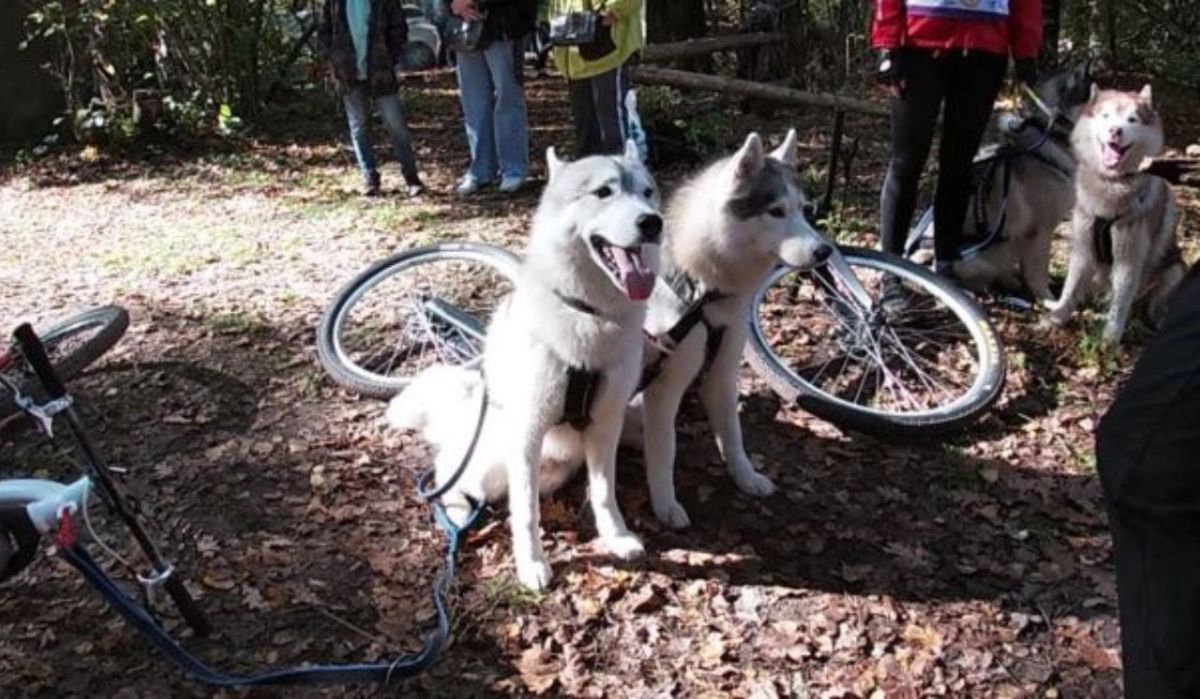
[646,0,708,70]
[1041,0,1062,66]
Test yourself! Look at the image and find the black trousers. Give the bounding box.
[567,65,629,158]
[1097,265,1200,698]
[879,49,1007,261]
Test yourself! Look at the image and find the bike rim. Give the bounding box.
[330,249,519,390]
[753,257,999,421]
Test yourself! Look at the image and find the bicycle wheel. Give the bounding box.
[747,247,1006,436]
[317,241,521,398]
[1,305,130,420]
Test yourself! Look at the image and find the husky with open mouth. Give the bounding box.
[386,141,661,590]
[1045,84,1186,345]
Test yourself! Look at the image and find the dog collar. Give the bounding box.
[553,289,604,318]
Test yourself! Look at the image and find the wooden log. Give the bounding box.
[629,65,889,117]
[640,32,787,64]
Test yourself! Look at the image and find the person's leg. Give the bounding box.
[454,48,498,184]
[568,77,602,158]
[374,92,422,187]
[342,84,379,191]
[482,38,530,184]
[1097,264,1200,699]
[878,49,944,256]
[588,65,625,155]
[933,51,1007,265]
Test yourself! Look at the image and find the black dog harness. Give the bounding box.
[551,272,729,429]
[550,290,607,430]
[1093,215,1119,266]
[969,116,1075,256]
[636,272,729,394]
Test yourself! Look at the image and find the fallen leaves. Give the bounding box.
[516,647,562,695]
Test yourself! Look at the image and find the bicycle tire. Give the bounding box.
[747,247,1006,437]
[1,305,130,420]
[317,242,521,398]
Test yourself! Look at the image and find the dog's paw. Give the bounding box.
[1101,326,1125,347]
[653,499,692,529]
[599,532,645,561]
[515,554,553,591]
[734,470,777,498]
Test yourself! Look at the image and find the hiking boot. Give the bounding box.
[363,171,382,197]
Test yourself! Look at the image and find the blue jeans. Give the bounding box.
[342,84,421,185]
[454,39,530,182]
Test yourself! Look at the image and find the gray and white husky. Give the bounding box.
[630,130,833,529]
[1045,84,1185,345]
[910,63,1095,299]
[387,141,661,590]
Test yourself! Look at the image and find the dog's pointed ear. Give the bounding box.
[623,138,641,165]
[730,132,765,182]
[547,147,563,181]
[770,129,799,166]
[1138,84,1153,106]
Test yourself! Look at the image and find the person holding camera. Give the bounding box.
[318,0,425,197]
[871,0,1042,279]
[446,0,536,196]
[547,0,644,158]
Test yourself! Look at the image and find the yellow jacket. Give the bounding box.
[547,0,644,80]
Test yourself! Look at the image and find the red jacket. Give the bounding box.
[871,0,1043,60]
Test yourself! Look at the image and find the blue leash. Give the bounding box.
[57,500,483,687]
[53,379,492,688]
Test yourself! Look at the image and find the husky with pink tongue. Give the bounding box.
[1045,84,1186,345]
[386,140,662,591]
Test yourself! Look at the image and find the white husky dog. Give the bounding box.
[387,142,661,590]
[631,130,833,529]
[1045,84,1185,345]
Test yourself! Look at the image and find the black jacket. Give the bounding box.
[318,0,409,96]
[437,0,536,46]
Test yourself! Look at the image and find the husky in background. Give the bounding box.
[1045,84,1185,345]
[908,63,1095,299]
[631,130,833,529]
[388,141,661,590]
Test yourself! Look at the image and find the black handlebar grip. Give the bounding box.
[164,574,213,636]
[13,323,67,400]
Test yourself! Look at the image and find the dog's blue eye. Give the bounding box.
[1127,116,1138,124]
[768,206,786,219]
[643,187,654,198]
[595,186,614,199]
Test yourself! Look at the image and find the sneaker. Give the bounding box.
[406,181,426,198]
[456,175,490,197]
[363,171,382,197]
[498,175,526,194]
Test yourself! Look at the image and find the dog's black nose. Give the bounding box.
[637,214,663,244]
[813,244,833,263]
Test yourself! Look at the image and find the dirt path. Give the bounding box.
[2,71,1196,698]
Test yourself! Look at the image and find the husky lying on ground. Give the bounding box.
[1045,84,1185,345]
[630,130,833,529]
[908,63,1095,299]
[387,141,662,590]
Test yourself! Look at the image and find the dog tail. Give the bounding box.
[385,364,482,432]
